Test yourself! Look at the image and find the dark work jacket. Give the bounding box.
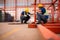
[39,7,46,15]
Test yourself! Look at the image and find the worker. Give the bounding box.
[37,4,47,24]
[20,8,31,24]
[38,4,46,15]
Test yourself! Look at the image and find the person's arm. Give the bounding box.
[28,12,31,16]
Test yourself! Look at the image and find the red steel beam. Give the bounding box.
[4,0,6,12]
[58,0,60,22]
[38,25,60,40]
[39,0,41,3]
[52,0,57,4]
[51,5,55,22]
[15,0,17,21]
[27,0,28,6]
[47,0,57,22]
[47,0,57,9]
[32,3,58,5]
[34,0,36,23]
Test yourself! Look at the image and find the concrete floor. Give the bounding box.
[0,22,46,40]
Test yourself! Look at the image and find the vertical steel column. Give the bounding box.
[34,0,36,23]
[4,0,6,13]
[48,0,57,22]
[51,5,55,22]
[27,0,28,7]
[15,0,17,21]
[28,0,37,28]
[4,0,6,21]
[58,0,60,22]
[39,0,41,3]
[51,0,55,22]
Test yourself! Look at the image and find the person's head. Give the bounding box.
[25,8,29,13]
[38,4,44,8]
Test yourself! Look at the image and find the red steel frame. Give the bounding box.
[47,0,58,22]
[4,0,6,13]
[39,0,41,3]
[3,0,60,22]
[51,5,55,22]
[51,0,55,22]
[47,0,57,8]
[15,0,17,21]
[4,0,17,21]
[34,0,36,23]
[58,0,60,22]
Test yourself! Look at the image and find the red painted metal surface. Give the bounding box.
[28,0,37,28]
[42,23,60,34]
[38,25,60,40]
[28,23,37,28]
[51,6,55,22]
[48,28,60,34]
[15,0,17,21]
[34,0,36,23]
[47,0,57,9]
[47,0,59,22]
[58,0,60,22]
[4,0,6,12]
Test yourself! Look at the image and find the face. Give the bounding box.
[37,8,42,13]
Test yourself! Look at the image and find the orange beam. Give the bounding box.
[38,25,60,40]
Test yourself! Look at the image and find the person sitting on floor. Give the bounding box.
[20,8,31,24]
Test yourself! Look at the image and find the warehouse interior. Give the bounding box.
[0,0,60,40]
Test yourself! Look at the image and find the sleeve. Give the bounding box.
[27,12,30,15]
[27,12,31,16]
[42,8,46,13]
[40,7,46,14]
[21,11,24,15]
